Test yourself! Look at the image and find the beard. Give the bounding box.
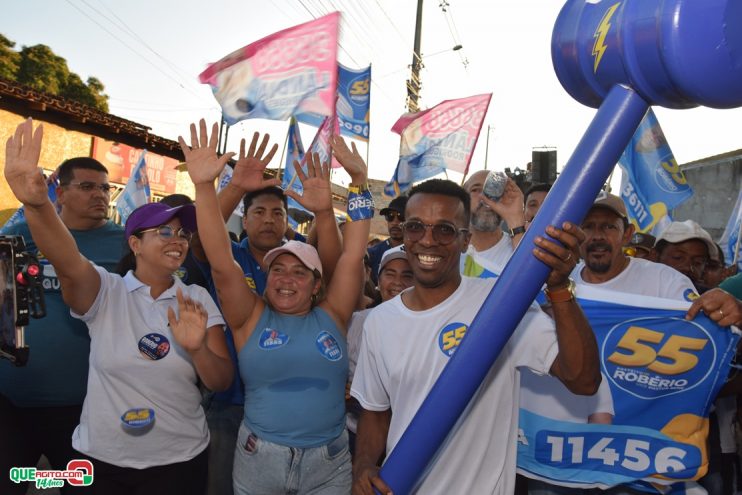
[470,205,501,232]
[584,241,613,274]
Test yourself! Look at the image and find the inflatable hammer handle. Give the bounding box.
[376,85,649,494]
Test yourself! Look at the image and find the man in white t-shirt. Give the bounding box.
[521,191,742,494]
[351,179,601,495]
[461,170,527,276]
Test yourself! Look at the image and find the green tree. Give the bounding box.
[1,34,109,112]
[0,34,20,80]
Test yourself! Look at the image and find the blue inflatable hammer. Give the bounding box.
[376,1,742,493]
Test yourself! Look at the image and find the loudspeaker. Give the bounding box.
[531,150,557,184]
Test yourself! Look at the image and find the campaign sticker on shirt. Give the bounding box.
[438,322,469,357]
[120,408,155,429]
[138,333,170,360]
[683,288,699,301]
[316,331,342,362]
[175,266,188,281]
[258,327,289,350]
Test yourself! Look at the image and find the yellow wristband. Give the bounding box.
[348,183,369,194]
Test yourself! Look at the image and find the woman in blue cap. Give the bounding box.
[4,119,233,495]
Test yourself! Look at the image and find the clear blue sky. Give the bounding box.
[3,0,742,187]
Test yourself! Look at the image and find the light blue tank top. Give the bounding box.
[239,305,348,448]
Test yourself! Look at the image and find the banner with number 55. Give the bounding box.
[517,288,739,491]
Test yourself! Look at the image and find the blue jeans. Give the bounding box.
[233,423,351,495]
[204,399,244,495]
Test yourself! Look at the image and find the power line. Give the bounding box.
[62,0,218,109]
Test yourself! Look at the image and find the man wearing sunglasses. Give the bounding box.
[368,195,408,285]
[351,178,600,495]
[0,156,123,495]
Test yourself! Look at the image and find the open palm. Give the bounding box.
[167,288,208,353]
[230,132,281,192]
[285,152,332,213]
[178,119,235,186]
[4,118,48,207]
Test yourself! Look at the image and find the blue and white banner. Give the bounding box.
[216,164,245,218]
[116,150,150,224]
[517,287,739,491]
[618,109,694,235]
[297,63,371,142]
[719,189,742,270]
[282,117,309,217]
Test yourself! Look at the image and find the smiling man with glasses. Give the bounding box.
[351,178,600,495]
[0,153,123,495]
[368,195,408,285]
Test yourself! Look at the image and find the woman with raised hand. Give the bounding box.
[4,119,233,495]
[180,119,373,495]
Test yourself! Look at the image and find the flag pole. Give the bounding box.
[277,119,293,183]
[734,216,742,266]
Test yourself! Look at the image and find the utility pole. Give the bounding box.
[484,125,492,170]
[406,0,424,113]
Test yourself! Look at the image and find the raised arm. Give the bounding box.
[283,151,343,283]
[317,136,372,329]
[4,119,100,314]
[534,222,601,395]
[179,120,257,331]
[479,177,527,248]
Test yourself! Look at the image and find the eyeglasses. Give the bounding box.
[63,181,113,193]
[384,211,404,222]
[401,221,468,245]
[138,225,193,242]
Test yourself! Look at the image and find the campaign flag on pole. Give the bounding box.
[296,63,371,142]
[618,109,694,235]
[282,117,309,215]
[517,286,739,491]
[384,93,491,197]
[215,164,245,217]
[198,13,339,126]
[0,172,58,233]
[116,151,150,223]
[719,189,742,269]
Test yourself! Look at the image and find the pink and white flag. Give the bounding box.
[199,13,339,125]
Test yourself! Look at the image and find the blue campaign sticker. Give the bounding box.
[316,331,342,362]
[258,327,290,350]
[138,333,170,360]
[121,408,155,429]
[601,316,715,400]
[683,288,699,301]
[438,322,468,357]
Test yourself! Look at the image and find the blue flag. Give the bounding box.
[719,190,742,270]
[282,118,309,216]
[517,287,739,491]
[618,110,694,235]
[116,151,150,224]
[296,63,371,142]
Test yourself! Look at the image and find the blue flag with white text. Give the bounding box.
[282,118,309,216]
[618,110,693,235]
[719,189,742,270]
[116,151,150,223]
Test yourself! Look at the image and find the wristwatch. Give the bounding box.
[347,183,369,194]
[544,278,576,304]
[507,225,526,237]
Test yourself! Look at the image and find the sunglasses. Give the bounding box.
[63,181,113,193]
[138,225,193,242]
[401,221,468,245]
[384,211,405,222]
